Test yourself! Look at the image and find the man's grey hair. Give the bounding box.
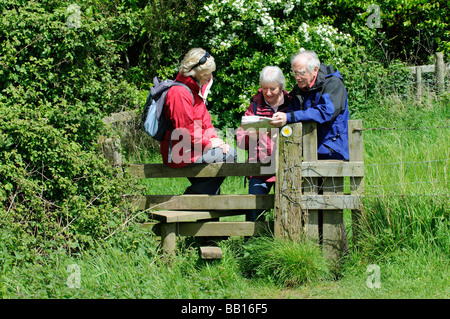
[291,50,320,73]
[259,66,286,90]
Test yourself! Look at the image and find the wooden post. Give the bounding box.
[348,120,364,247]
[99,136,123,167]
[160,223,177,256]
[321,177,345,261]
[435,52,445,95]
[416,66,422,103]
[274,123,303,241]
[302,122,319,242]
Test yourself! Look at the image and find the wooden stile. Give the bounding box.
[102,112,364,260]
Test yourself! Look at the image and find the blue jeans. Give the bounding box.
[246,177,274,221]
[184,146,237,195]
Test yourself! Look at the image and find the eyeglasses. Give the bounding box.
[292,70,308,78]
[189,51,210,72]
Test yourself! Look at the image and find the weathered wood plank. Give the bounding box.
[302,122,319,241]
[274,123,303,240]
[125,162,275,178]
[349,120,364,163]
[130,194,360,211]
[409,64,450,74]
[321,177,345,262]
[348,120,365,246]
[301,161,364,177]
[160,223,176,256]
[200,246,223,259]
[99,137,123,166]
[125,161,363,179]
[149,210,244,223]
[435,52,446,94]
[301,195,361,210]
[177,221,266,237]
[302,121,318,162]
[131,194,275,211]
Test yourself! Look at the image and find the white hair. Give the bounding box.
[291,50,320,72]
[259,66,286,90]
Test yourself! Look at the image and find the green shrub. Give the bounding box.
[240,236,332,287]
[0,0,143,263]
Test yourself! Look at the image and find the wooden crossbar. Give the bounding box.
[130,194,274,211]
[154,221,268,237]
[125,162,274,178]
[125,161,364,179]
[130,194,360,211]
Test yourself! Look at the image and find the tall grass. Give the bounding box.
[240,236,332,287]
[356,95,449,263]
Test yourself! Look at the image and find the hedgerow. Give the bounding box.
[0,0,143,264]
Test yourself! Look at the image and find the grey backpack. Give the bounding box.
[141,76,193,141]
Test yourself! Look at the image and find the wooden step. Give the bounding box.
[200,246,223,260]
[154,221,269,237]
[149,210,244,223]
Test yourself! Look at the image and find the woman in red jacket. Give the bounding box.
[161,48,237,194]
[236,66,290,221]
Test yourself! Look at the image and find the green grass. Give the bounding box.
[1,95,448,299]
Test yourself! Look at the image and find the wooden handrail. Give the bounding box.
[124,161,364,178]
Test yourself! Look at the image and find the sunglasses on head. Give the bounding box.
[189,51,210,72]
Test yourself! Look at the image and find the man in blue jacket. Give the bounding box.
[271,50,349,160]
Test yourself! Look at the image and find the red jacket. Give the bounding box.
[160,74,217,168]
[236,89,290,182]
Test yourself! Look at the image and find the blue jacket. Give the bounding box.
[286,64,349,160]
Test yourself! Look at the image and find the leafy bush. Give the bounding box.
[0,0,143,263]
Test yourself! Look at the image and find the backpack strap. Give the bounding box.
[172,82,195,106]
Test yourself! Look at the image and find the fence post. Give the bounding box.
[274,123,303,241]
[348,120,364,246]
[99,136,123,167]
[302,122,319,242]
[435,52,445,94]
[416,66,422,103]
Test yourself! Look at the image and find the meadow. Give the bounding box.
[1,94,448,300]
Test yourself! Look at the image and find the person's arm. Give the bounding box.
[287,77,347,124]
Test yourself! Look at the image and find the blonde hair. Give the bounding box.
[179,48,216,76]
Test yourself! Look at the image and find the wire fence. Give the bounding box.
[299,126,449,200]
[362,158,448,197]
